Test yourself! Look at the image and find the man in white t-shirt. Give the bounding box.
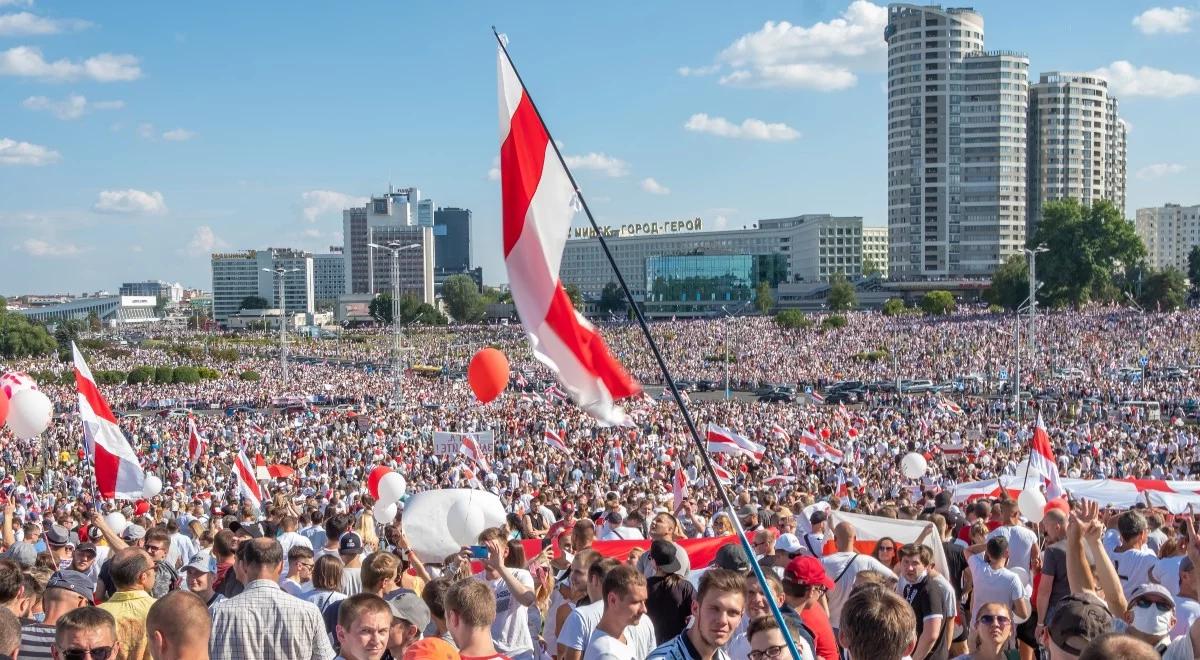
[583,565,657,660]
[1107,510,1159,600]
[964,536,1030,625]
[820,521,896,633]
[560,557,620,660]
[985,500,1039,575]
[474,528,537,656]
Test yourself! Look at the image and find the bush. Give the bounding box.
[920,290,956,316]
[854,350,888,363]
[704,353,737,364]
[95,370,126,385]
[239,370,261,382]
[212,348,240,362]
[198,367,221,380]
[774,309,812,330]
[882,298,907,317]
[153,366,174,384]
[126,366,154,384]
[987,304,1005,314]
[172,366,201,384]
[821,315,848,331]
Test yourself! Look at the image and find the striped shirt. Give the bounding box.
[19,622,55,660]
[647,632,730,660]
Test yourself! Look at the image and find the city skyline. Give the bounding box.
[2,1,1198,294]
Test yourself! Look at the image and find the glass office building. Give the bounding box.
[644,253,787,313]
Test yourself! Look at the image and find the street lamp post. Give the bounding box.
[368,242,421,407]
[262,267,299,389]
[720,300,752,400]
[1024,245,1049,356]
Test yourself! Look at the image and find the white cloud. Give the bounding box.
[137,122,156,138]
[186,225,227,256]
[487,156,500,181]
[1133,7,1197,34]
[93,189,167,215]
[0,137,60,165]
[640,177,670,195]
[684,113,801,141]
[300,190,367,222]
[21,94,123,120]
[1136,163,1186,179]
[711,1,886,90]
[563,152,629,177]
[161,128,195,141]
[0,1,33,7]
[0,46,141,82]
[0,12,90,36]
[1093,60,1200,97]
[18,239,83,257]
[677,64,720,77]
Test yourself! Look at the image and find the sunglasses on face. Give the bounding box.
[62,647,115,660]
[879,545,895,552]
[748,645,787,660]
[979,614,1011,627]
[1134,600,1172,613]
[145,545,164,554]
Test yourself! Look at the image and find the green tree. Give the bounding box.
[1189,246,1200,293]
[126,366,154,384]
[1030,199,1146,307]
[920,290,956,315]
[827,273,857,311]
[87,310,102,332]
[863,257,883,278]
[985,254,1030,310]
[598,282,627,316]
[881,298,907,316]
[153,366,174,384]
[154,295,168,317]
[0,296,6,312]
[369,293,394,325]
[172,366,201,384]
[821,314,848,330]
[774,309,812,330]
[754,281,774,314]
[564,283,583,310]
[239,296,270,310]
[1140,268,1188,312]
[441,274,486,323]
[0,313,57,358]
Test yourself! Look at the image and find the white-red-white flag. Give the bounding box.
[460,435,492,472]
[497,45,640,426]
[799,432,844,464]
[254,453,271,481]
[1029,413,1064,500]
[187,417,207,465]
[770,424,788,439]
[73,343,145,500]
[543,429,570,454]
[672,467,689,511]
[234,451,263,511]
[711,462,733,484]
[706,423,765,462]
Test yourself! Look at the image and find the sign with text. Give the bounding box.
[569,217,703,239]
[433,430,494,457]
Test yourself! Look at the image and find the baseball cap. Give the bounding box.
[1046,594,1114,656]
[45,524,73,547]
[737,505,758,519]
[5,543,35,569]
[775,533,803,555]
[784,556,834,590]
[388,592,431,632]
[183,551,216,574]
[75,542,97,555]
[340,532,364,555]
[713,544,750,573]
[231,521,265,539]
[648,540,685,576]
[403,637,460,660]
[47,570,94,600]
[1129,583,1175,609]
[121,524,147,542]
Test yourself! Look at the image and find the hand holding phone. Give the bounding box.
[468,545,489,559]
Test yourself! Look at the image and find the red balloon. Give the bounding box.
[0,392,7,427]
[468,348,510,403]
[134,500,150,516]
[367,465,392,500]
[819,428,831,440]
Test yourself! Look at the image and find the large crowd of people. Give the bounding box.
[0,306,1198,659]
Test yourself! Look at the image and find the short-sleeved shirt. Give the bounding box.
[646,575,695,643]
[821,552,895,630]
[899,576,952,660]
[966,555,1025,624]
[1106,545,1158,599]
[1040,542,1071,623]
[583,629,635,660]
[19,622,55,660]
[475,569,536,653]
[559,601,603,652]
[986,525,1038,574]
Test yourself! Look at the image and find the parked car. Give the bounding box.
[758,391,795,403]
[696,380,718,392]
[824,390,858,405]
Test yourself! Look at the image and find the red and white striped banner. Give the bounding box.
[73,343,144,500]
[706,423,765,462]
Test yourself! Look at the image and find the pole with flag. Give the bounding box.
[73,342,144,501]
[493,29,802,660]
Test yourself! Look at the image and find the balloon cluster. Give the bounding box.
[1,372,52,439]
[367,465,407,523]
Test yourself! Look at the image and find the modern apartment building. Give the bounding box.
[862,227,889,276]
[210,248,314,323]
[885,4,1029,279]
[1135,204,1200,272]
[1028,71,1126,232]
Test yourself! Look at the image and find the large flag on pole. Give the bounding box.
[73,343,144,500]
[460,435,492,473]
[1029,413,1064,499]
[705,423,765,462]
[234,451,263,511]
[187,417,207,465]
[497,42,640,426]
[673,467,689,512]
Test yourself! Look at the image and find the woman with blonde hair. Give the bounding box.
[955,601,1015,660]
[357,510,378,552]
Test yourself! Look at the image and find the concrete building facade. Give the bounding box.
[1135,204,1200,272]
[862,227,889,276]
[210,248,314,323]
[313,250,345,306]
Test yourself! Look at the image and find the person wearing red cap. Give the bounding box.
[782,556,837,660]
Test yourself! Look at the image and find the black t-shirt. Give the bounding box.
[941,541,967,602]
[1041,543,1071,623]
[903,577,952,660]
[646,575,695,643]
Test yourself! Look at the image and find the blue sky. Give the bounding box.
[1,0,1198,294]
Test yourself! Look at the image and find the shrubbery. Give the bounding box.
[774,309,812,330]
[821,315,848,330]
[239,370,262,381]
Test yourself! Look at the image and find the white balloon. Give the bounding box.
[142,475,163,499]
[104,512,128,536]
[1017,488,1047,523]
[5,389,52,439]
[373,500,398,523]
[378,472,407,503]
[447,497,487,547]
[0,372,37,400]
[403,489,507,563]
[900,452,928,480]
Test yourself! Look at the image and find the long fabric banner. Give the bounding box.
[519,535,739,569]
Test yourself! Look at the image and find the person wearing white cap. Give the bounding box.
[182,551,225,611]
